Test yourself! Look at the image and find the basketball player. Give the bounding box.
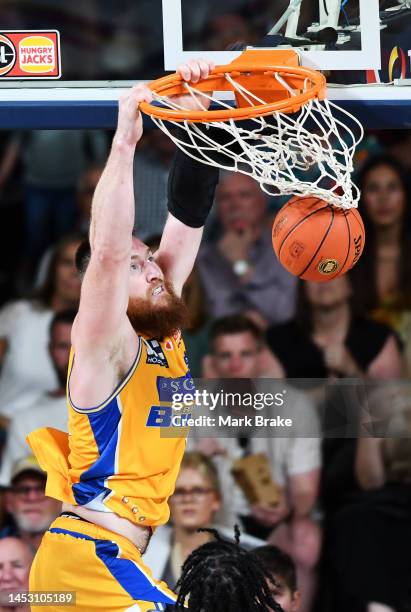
[174,528,283,611]
[27,59,220,611]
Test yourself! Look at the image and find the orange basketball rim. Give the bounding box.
[139,50,327,122]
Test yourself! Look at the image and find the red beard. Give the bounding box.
[127,279,189,339]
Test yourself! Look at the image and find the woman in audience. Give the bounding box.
[266,275,403,380]
[266,275,403,509]
[144,451,262,588]
[351,155,411,349]
[0,233,82,421]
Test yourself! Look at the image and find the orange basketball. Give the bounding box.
[272,195,365,282]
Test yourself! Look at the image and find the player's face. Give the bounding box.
[128,238,168,304]
[49,321,72,386]
[217,174,267,232]
[304,276,351,309]
[268,576,301,612]
[362,164,406,228]
[0,538,31,593]
[127,238,188,338]
[212,332,260,378]
[7,475,61,534]
[170,468,220,529]
[55,241,82,305]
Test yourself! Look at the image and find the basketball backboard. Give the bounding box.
[163,0,381,72]
[1,0,411,129]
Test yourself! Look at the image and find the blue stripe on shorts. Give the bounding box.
[49,528,175,605]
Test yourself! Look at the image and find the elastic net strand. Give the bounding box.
[224,73,267,107]
[152,86,233,113]
[183,83,210,112]
[274,72,298,97]
[327,99,364,146]
[148,78,363,208]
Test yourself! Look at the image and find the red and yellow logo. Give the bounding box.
[0,31,60,79]
[19,35,55,74]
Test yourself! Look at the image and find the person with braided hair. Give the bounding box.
[173,526,284,612]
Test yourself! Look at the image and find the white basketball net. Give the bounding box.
[148,73,364,209]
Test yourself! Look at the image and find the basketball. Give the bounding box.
[272,195,365,282]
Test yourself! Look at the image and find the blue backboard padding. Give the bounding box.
[0,101,158,130]
[0,99,410,130]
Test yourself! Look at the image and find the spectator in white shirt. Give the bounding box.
[0,310,75,486]
[0,235,81,421]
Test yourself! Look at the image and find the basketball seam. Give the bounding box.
[277,199,329,260]
[338,211,351,276]
[349,211,365,269]
[352,208,365,234]
[298,205,334,277]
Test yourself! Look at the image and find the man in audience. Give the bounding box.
[254,545,301,612]
[0,310,75,487]
[193,315,321,612]
[1,456,61,553]
[0,537,32,611]
[197,172,296,328]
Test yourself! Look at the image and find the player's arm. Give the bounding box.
[156,60,219,296]
[74,85,153,356]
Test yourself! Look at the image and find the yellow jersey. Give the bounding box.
[27,330,194,528]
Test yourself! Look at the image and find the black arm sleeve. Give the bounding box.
[167,144,220,229]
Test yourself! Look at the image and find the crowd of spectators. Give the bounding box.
[0,125,410,612]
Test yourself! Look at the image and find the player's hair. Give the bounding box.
[144,234,162,252]
[209,315,263,352]
[180,452,221,499]
[254,545,298,592]
[75,235,163,280]
[49,309,77,337]
[173,527,283,611]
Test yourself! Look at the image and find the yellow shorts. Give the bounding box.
[29,515,177,611]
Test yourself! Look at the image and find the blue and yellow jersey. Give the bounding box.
[27,330,193,528]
